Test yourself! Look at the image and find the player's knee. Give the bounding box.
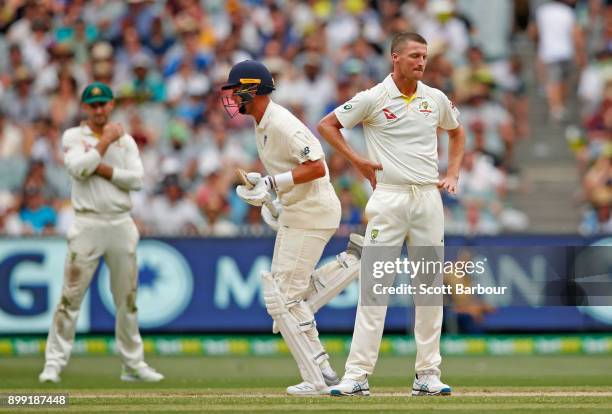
[262,272,284,317]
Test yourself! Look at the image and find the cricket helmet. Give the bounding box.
[221,60,275,117]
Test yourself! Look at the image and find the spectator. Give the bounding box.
[2,66,47,125]
[0,109,27,159]
[48,72,80,130]
[197,191,238,237]
[18,185,57,235]
[143,174,204,235]
[532,0,586,121]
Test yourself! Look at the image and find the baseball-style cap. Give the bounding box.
[81,82,114,104]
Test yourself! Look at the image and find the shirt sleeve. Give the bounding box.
[333,90,375,129]
[437,92,460,130]
[62,131,102,180]
[288,129,324,164]
[110,135,144,191]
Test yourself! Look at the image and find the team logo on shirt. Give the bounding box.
[419,101,433,116]
[343,104,352,111]
[370,228,379,243]
[382,108,397,120]
[301,146,310,156]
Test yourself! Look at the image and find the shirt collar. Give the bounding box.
[80,122,99,138]
[256,100,275,131]
[383,74,425,99]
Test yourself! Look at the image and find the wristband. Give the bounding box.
[264,171,294,192]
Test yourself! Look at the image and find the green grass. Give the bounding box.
[1,354,611,413]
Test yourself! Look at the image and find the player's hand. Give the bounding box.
[261,199,282,231]
[102,123,124,143]
[246,172,275,191]
[236,183,268,206]
[353,157,382,189]
[438,175,458,194]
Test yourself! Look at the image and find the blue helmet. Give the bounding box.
[221,60,275,95]
[221,60,275,118]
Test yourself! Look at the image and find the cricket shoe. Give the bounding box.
[120,364,164,382]
[322,366,340,386]
[329,377,370,396]
[286,381,328,396]
[412,371,451,396]
[38,364,61,383]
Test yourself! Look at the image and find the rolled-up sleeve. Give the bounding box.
[110,135,144,191]
[62,131,102,180]
[334,90,374,129]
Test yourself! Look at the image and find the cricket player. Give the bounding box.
[222,60,363,395]
[38,82,163,383]
[318,32,466,396]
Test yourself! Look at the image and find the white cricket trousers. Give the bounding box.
[44,213,146,370]
[345,184,444,380]
[271,226,336,357]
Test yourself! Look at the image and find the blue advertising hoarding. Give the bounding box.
[0,236,610,334]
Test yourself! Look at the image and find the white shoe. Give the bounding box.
[322,366,340,386]
[412,371,451,396]
[286,381,328,396]
[120,364,164,382]
[329,377,370,396]
[39,364,61,383]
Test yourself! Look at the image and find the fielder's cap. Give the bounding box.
[221,60,275,95]
[81,82,114,104]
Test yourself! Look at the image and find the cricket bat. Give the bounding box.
[236,168,279,218]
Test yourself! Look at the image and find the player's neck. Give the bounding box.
[86,121,104,137]
[253,97,271,125]
[391,73,418,97]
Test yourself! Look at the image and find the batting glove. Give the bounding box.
[236,180,268,206]
[261,199,282,231]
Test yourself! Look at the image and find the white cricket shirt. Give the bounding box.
[255,100,341,229]
[334,75,460,185]
[63,123,144,215]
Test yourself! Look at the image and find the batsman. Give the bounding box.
[222,60,362,395]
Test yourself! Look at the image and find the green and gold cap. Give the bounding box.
[81,82,114,104]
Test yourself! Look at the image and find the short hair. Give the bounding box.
[390,32,427,54]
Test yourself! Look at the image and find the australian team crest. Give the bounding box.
[419,100,433,116]
[370,228,379,243]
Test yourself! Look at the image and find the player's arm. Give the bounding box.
[317,112,382,189]
[94,135,144,191]
[291,159,326,184]
[437,93,465,194]
[438,125,465,194]
[62,131,109,181]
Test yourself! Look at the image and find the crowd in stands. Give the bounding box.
[570,0,611,235]
[0,0,607,237]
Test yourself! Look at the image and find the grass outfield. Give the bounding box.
[1,354,611,413]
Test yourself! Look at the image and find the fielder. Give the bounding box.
[39,82,163,383]
[318,32,466,396]
[221,60,362,395]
